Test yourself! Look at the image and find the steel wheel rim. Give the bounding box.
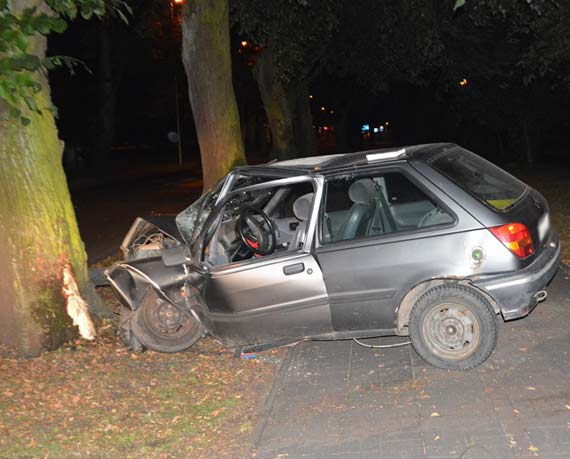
[142,298,192,341]
[421,303,481,361]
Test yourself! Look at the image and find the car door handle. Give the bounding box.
[283,262,305,276]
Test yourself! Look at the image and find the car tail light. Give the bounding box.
[489,223,534,259]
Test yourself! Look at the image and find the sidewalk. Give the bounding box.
[252,268,570,459]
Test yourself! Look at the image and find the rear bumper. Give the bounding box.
[475,232,561,321]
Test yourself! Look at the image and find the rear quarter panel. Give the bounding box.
[316,163,519,331]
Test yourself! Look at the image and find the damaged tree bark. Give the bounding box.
[0,27,102,356]
[181,0,246,191]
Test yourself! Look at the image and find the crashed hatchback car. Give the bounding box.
[107,143,560,370]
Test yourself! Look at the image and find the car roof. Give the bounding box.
[237,142,457,176]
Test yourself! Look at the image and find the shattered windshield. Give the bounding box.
[175,173,285,255]
[175,181,223,248]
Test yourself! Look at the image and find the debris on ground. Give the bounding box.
[0,287,285,459]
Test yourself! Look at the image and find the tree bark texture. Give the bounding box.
[253,46,296,161]
[181,0,246,191]
[0,28,100,356]
[291,80,316,158]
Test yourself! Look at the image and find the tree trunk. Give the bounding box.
[0,31,101,357]
[253,46,296,161]
[291,80,316,158]
[181,0,246,191]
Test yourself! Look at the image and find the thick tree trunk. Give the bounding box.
[291,80,316,158]
[181,0,246,191]
[0,31,101,357]
[253,47,296,161]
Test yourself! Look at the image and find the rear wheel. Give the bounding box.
[130,290,202,353]
[409,285,497,370]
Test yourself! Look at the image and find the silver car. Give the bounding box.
[107,143,560,370]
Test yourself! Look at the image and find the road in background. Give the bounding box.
[71,171,202,264]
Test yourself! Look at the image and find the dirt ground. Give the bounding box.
[0,287,285,459]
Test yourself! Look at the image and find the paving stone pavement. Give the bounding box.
[252,268,570,459]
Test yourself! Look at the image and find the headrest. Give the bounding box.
[293,193,314,221]
[348,179,376,204]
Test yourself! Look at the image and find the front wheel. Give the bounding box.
[130,290,202,353]
[409,285,497,370]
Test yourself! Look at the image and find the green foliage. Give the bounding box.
[233,0,340,84]
[0,0,130,124]
[325,0,445,93]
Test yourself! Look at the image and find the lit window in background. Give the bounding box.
[173,0,184,4]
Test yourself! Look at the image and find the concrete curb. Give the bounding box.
[250,342,300,453]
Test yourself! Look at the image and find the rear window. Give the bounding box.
[430,148,527,211]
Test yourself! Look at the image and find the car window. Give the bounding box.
[430,147,527,211]
[322,171,453,243]
[175,180,223,246]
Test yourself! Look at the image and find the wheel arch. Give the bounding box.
[396,278,500,335]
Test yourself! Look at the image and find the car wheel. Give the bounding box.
[409,284,497,370]
[130,290,202,353]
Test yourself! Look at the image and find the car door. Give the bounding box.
[315,164,479,333]
[198,175,332,346]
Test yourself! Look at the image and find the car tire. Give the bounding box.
[118,306,144,353]
[409,284,497,370]
[130,289,202,353]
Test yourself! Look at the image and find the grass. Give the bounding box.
[0,290,284,459]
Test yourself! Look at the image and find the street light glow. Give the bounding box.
[241,40,248,47]
[321,106,326,111]
[173,0,184,4]
[460,78,468,86]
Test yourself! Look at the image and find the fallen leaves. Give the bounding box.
[0,329,284,459]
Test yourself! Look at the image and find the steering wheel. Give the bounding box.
[236,207,276,255]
